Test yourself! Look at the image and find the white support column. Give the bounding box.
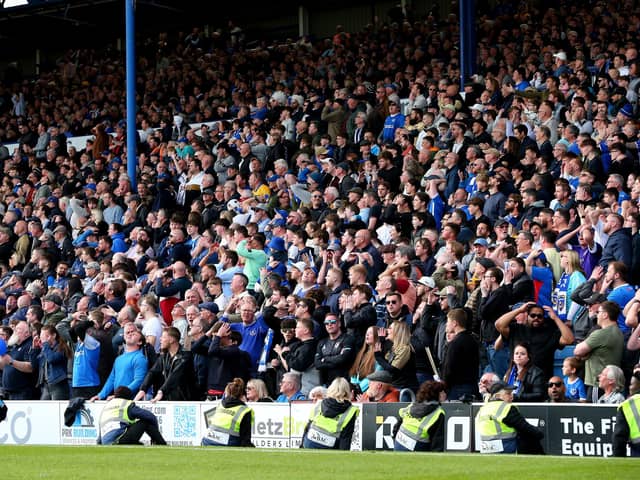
[298,5,309,38]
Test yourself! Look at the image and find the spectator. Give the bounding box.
[275,372,306,402]
[597,365,626,404]
[574,301,625,402]
[135,327,196,401]
[503,343,546,402]
[314,312,356,387]
[442,308,479,401]
[0,320,37,399]
[547,376,568,403]
[91,325,148,401]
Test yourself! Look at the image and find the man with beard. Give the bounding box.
[599,213,632,268]
[135,327,196,401]
[495,302,574,380]
[0,321,37,399]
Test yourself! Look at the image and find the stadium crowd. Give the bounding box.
[2,0,640,420]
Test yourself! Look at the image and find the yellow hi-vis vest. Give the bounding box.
[206,404,253,445]
[395,405,445,450]
[306,403,359,448]
[476,400,517,441]
[99,398,134,438]
[619,394,640,444]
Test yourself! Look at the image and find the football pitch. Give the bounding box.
[2,446,636,480]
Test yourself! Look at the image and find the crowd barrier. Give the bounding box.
[0,400,620,456]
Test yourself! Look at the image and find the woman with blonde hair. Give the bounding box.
[375,321,419,392]
[553,249,586,323]
[246,378,273,402]
[349,326,380,394]
[302,377,359,450]
[202,378,254,446]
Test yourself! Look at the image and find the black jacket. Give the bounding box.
[442,330,479,393]
[314,333,357,385]
[139,347,197,401]
[478,285,512,343]
[512,364,546,402]
[192,336,252,392]
[343,303,377,346]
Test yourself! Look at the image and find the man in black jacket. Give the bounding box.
[135,327,196,401]
[477,267,512,378]
[314,313,356,386]
[343,284,377,347]
[191,321,251,400]
[442,308,479,401]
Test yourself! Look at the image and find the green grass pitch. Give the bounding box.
[2,446,636,479]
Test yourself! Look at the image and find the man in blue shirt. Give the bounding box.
[381,101,405,143]
[226,296,271,375]
[275,372,307,402]
[91,324,148,400]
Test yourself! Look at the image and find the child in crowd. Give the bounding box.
[562,356,587,402]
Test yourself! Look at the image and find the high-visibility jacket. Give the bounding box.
[619,394,640,444]
[476,400,517,441]
[205,404,254,446]
[305,403,359,448]
[394,405,445,450]
[99,398,134,440]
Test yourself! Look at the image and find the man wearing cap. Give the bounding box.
[42,293,66,326]
[314,313,356,386]
[357,370,399,403]
[475,381,544,454]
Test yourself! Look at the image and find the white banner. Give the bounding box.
[0,401,61,445]
[1,400,360,449]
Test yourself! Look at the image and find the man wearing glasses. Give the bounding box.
[547,376,568,403]
[314,314,356,386]
[495,302,574,380]
[383,292,411,327]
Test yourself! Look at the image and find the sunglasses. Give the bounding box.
[529,313,544,319]
[324,319,338,325]
[386,300,398,305]
[281,328,293,334]
[548,381,563,388]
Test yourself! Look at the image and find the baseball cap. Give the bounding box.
[417,276,436,289]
